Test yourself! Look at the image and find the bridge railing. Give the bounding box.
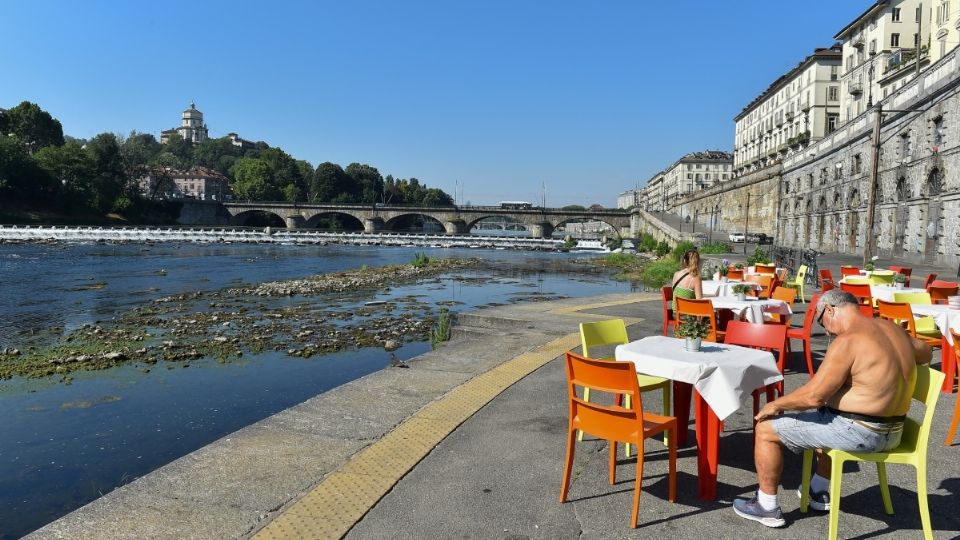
[224,201,628,215]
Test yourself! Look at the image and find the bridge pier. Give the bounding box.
[284,215,306,229]
[528,222,555,239]
[443,220,467,235]
[363,218,385,233]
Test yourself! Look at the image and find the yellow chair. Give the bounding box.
[785,264,808,303]
[893,292,942,338]
[843,276,870,285]
[800,365,945,540]
[870,270,895,285]
[579,319,671,454]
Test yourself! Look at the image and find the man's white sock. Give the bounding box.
[757,489,779,511]
[810,473,829,494]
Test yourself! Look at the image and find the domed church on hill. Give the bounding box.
[160,102,209,144]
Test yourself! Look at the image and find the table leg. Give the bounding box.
[941,336,956,394]
[673,381,692,447]
[694,390,721,500]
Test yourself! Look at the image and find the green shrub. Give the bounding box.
[636,233,657,252]
[606,237,623,250]
[600,253,638,267]
[746,247,770,266]
[671,240,696,261]
[641,258,680,288]
[430,308,452,349]
[654,241,670,257]
[411,252,430,268]
[699,242,731,254]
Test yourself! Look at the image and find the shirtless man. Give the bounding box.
[733,289,932,527]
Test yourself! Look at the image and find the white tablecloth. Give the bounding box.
[709,297,792,323]
[911,304,960,345]
[615,336,782,420]
[702,279,761,297]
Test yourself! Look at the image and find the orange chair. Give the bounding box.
[876,300,941,349]
[560,351,677,528]
[755,263,776,275]
[768,286,797,324]
[921,273,938,290]
[660,286,677,337]
[725,321,790,418]
[727,267,744,280]
[840,282,873,307]
[747,274,775,299]
[946,329,960,446]
[787,293,820,378]
[675,297,724,342]
[928,282,959,304]
[840,266,862,277]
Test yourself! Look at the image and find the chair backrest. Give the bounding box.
[820,278,835,292]
[772,285,797,305]
[775,268,788,282]
[876,300,918,336]
[888,265,913,279]
[794,264,808,283]
[927,284,959,303]
[661,286,674,316]
[843,276,871,285]
[909,364,945,461]
[564,351,643,442]
[819,268,835,283]
[840,266,862,277]
[675,297,719,342]
[724,320,789,373]
[858,304,876,317]
[922,273,938,289]
[746,274,774,298]
[893,291,932,305]
[727,268,744,280]
[579,319,629,359]
[840,282,872,305]
[799,293,822,335]
[870,271,895,285]
[755,264,776,275]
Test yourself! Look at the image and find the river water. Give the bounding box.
[0,242,631,539]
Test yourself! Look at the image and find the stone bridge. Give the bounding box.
[218,202,632,238]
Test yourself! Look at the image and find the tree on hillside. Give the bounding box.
[163,133,193,164]
[562,204,587,211]
[310,162,352,202]
[345,163,384,203]
[34,141,94,206]
[120,131,162,176]
[192,137,241,174]
[232,157,281,200]
[260,147,307,202]
[0,101,65,154]
[86,133,128,213]
[1,135,57,200]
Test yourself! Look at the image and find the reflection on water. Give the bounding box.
[0,243,627,538]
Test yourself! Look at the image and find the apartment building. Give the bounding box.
[834,0,930,124]
[733,45,842,176]
[929,0,960,63]
[617,189,639,209]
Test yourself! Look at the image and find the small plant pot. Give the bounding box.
[735,293,746,302]
[895,283,905,289]
[721,276,728,283]
[684,337,702,352]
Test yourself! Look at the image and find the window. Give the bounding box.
[900,132,913,160]
[853,154,862,174]
[830,65,838,81]
[892,7,901,21]
[705,173,711,180]
[827,114,838,133]
[695,173,701,181]
[869,39,877,54]
[687,164,693,170]
[916,6,922,22]
[834,162,843,180]
[891,33,900,47]
[933,116,945,147]
[828,86,839,101]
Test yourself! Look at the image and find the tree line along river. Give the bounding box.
[0,241,631,539]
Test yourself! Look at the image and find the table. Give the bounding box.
[867,285,927,303]
[911,304,960,393]
[710,297,792,323]
[701,279,761,297]
[615,335,782,499]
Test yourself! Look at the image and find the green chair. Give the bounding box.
[785,264,808,303]
[843,276,870,285]
[870,270,895,285]
[893,291,942,338]
[578,319,671,454]
[800,365,945,540]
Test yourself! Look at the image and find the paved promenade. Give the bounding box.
[26,253,960,539]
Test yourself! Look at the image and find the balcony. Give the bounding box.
[800,98,811,112]
[852,36,865,49]
[848,82,863,95]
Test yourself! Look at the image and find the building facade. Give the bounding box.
[160,103,209,144]
[139,166,232,201]
[734,46,842,176]
[617,189,639,209]
[929,0,960,63]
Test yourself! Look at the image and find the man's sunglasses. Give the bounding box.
[816,304,831,326]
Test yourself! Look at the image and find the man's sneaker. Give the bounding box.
[733,497,786,528]
[797,487,830,511]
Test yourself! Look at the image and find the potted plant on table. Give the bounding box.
[719,266,729,282]
[732,283,752,302]
[864,255,879,272]
[735,263,745,270]
[893,272,908,289]
[677,315,710,352]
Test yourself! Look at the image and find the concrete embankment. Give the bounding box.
[25,293,649,539]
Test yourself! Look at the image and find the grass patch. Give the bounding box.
[640,258,680,288]
[411,252,431,268]
[699,242,731,254]
[430,308,452,349]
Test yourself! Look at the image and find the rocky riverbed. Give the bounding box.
[0,257,484,380]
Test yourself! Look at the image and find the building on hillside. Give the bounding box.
[929,0,960,63]
[659,151,733,205]
[617,189,639,209]
[834,0,929,125]
[160,103,209,144]
[227,132,255,150]
[733,45,842,176]
[138,166,232,201]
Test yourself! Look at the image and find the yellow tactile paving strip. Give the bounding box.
[252,297,651,540]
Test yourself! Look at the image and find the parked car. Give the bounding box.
[746,232,772,244]
[728,232,745,242]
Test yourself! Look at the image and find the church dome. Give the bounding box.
[182,102,203,118]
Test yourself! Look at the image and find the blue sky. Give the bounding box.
[1,1,868,206]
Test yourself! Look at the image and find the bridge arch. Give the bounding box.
[230,209,286,227]
[552,217,624,239]
[305,212,365,231]
[383,212,446,233]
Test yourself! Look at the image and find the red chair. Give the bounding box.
[819,268,835,285]
[927,282,959,304]
[922,273,938,289]
[725,321,790,420]
[840,266,862,277]
[840,282,873,306]
[676,297,724,343]
[560,351,677,528]
[858,304,876,317]
[727,267,744,280]
[888,266,913,281]
[787,293,820,378]
[661,287,677,336]
[820,278,835,292]
[947,329,960,446]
